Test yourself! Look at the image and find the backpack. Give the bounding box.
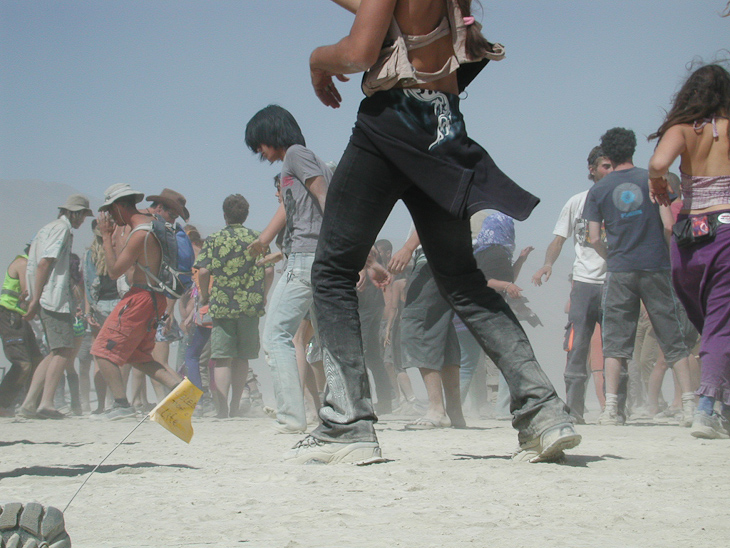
[131,219,194,299]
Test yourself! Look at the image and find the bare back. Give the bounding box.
[394,0,459,94]
[679,117,730,177]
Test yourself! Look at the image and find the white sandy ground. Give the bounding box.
[1,413,729,548]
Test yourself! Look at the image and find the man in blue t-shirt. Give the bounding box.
[583,127,694,427]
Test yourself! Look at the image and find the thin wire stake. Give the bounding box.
[63,415,150,513]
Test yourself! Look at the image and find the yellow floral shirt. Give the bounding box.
[194,224,268,319]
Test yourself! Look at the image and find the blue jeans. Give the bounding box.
[457,329,482,401]
[263,252,316,431]
[310,141,571,445]
[184,325,211,390]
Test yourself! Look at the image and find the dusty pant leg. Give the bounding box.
[403,186,571,445]
[564,281,602,420]
[310,143,405,443]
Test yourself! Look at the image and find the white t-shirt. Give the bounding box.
[553,190,606,284]
[27,216,74,313]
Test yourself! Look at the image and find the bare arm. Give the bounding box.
[23,257,54,321]
[310,0,396,107]
[305,175,328,213]
[264,266,275,305]
[588,221,607,261]
[248,204,287,257]
[198,268,211,306]
[531,236,566,286]
[648,125,686,206]
[389,230,420,274]
[512,246,534,282]
[659,204,675,246]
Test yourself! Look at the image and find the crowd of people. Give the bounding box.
[1,0,729,468]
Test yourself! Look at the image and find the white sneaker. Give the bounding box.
[283,435,386,465]
[512,423,582,463]
[690,412,730,439]
[679,395,696,428]
[597,406,619,426]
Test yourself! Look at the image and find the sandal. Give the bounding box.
[404,416,449,430]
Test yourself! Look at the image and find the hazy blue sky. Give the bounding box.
[2,0,729,245]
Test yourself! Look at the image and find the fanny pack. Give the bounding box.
[672,211,730,247]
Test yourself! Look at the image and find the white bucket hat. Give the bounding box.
[99,183,145,211]
[58,194,93,216]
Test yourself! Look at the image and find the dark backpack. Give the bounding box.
[132,219,194,299]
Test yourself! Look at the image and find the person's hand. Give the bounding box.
[162,313,173,334]
[356,269,367,292]
[97,211,116,237]
[256,251,283,266]
[247,239,267,257]
[23,299,41,322]
[531,265,552,286]
[649,176,672,206]
[388,247,413,274]
[518,246,535,261]
[369,263,392,289]
[86,313,100,328]
[502,281,522,299]
[311,67,349,109]
[383,330,391,348]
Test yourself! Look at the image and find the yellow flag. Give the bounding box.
[148,378,203,443]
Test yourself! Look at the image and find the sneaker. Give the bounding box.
[597,406,619,426]
[273,422,307,434]
[92,404,136,421]
[512,423,581,463]
[679,399,696,428]
[283,435,386,465]
[690,412,730,439]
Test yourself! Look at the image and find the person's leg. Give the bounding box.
[412,367,449,427]
[293,319,319,411]
[212,358,232,418]
[639,271,694,425]
[563,281,600,422]
[590,324,605,409]
[36,346,75,413]
[360,302,393,414]
[457,329,482,403]
[229,358,249,417]
[441,363,465,427]
[647,347,669,416]
[263,253,317,432]
[404,187,574,447]
[184,325,210,390]
[599,272,640,425]
[309,143,404,445]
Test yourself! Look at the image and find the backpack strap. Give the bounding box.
[126,223,165,292]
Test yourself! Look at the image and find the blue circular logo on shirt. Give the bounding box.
[612,183,643,213]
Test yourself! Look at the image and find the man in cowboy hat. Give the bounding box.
[16,194,93,418]
[90,183,181,420]
[137,188,194,404]
[146,188,190,224]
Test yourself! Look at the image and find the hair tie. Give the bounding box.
[463,16,475,26]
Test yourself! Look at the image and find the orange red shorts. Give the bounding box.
[91,287,165,366]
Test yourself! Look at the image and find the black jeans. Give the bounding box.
[563,280,603,420]
[311,141,570,445]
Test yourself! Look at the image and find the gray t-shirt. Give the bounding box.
[280,145,332,253]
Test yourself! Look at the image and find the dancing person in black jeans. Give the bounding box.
[285,0,581,464]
